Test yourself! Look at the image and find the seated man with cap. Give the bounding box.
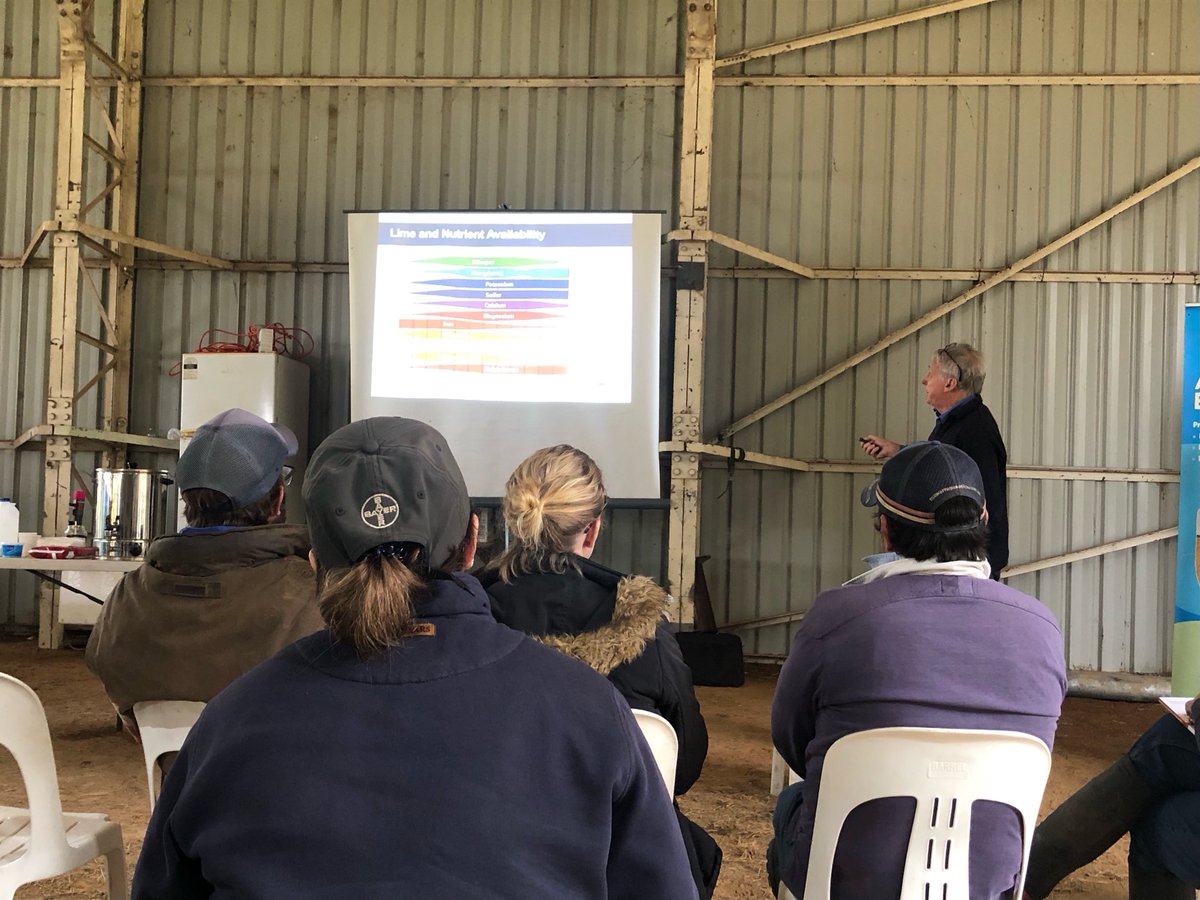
[87,408,325,739]
[767,441,1066,899]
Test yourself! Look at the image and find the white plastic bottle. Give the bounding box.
[0,498,19,547]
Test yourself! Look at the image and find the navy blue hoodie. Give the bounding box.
[133,574,696,899]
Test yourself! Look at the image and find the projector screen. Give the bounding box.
[347,211,663,499]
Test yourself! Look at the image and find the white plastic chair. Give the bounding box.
[0,672,127,900]
[132,700,206,811]
[632,709,678,795]
[793,727,1051,900]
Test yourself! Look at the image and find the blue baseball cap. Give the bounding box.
[177,408,298,508]
[860,441,986,533]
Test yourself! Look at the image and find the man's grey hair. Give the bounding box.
[934,342,985,394]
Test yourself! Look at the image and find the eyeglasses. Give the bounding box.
[281,465,294,486]
[937,346,963,382]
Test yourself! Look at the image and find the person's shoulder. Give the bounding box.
[101,560,144,592]
[802,574,1056,636]
[92,560,155,610]
[970,578,1061,630]
[202,633,322,708]
[499,630,639,708]
[576,555,627,584]
[507,629,610,676]
[232,523,312,554]
[499,632,647,735]
[797,582,888,638]
[961,395,1001,428]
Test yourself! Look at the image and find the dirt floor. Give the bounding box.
[0,636,1167,899]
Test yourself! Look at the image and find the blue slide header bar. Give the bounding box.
[377,222,632,247]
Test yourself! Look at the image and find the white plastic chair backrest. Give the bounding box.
[132,700,206,809]
[802,727,1052,900]
[0,672,69,850]
[632,709,678,795]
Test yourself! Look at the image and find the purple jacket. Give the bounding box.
[772,573,1066,899]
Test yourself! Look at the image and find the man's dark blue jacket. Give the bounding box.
[929,393,1009,573]
[133,574,696,899]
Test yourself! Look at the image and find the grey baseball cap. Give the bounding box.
[860,441,986,533]
[177,408,298,508]
[303,417,471,569]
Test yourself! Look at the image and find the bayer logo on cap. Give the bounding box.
[361,494,400,529]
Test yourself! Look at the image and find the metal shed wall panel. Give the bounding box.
[124,0,680,586]
[5,0,1197,665]
[0,0,58,627]
[0,1,59,80]
[705,0,1199,673]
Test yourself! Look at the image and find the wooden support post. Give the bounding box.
[714,0,1000,68]
[40,0,89,648]
[666,0,716,624]
[102,0,145,451]
[35,0,145,647]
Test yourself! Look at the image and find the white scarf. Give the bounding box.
[843,556,991,587]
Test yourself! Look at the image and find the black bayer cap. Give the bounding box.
[860,441,986,532]
[303,417,471,569]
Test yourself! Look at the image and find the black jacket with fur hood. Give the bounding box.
[481,555,708,795]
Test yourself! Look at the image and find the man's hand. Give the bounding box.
[1187,694,1198,725]
[860,435,901,460]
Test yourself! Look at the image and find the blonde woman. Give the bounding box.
[133,420,695,900]
[481,444,720,898]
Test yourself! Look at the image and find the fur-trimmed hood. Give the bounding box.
[481,557,671,676]
[533,575,669,675]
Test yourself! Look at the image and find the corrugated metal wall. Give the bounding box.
[704,0,1200,673]
[1,3,64,628]
[125,0,680,578]
[3,1,1197,675]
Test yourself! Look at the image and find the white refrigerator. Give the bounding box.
[178,351,311,530]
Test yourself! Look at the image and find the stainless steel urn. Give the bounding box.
[93,468,174,559]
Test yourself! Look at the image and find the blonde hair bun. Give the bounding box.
[504,485,547,546]
[494,445,608,580]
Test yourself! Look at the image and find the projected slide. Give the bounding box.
[371,216,633,403]
[348,210,663,498]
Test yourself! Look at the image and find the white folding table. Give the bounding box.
[0,557,142,644]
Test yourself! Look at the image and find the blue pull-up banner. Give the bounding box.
[1173,305,1200,694]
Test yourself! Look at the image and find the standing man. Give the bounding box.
[767,442,1065,899]
[861,342,1009,577]
[87,408,324,738]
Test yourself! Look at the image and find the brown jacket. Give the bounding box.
[85,524,324,717]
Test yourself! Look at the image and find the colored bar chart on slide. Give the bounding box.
[370,214,635,404]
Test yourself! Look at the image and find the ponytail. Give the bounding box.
[318,544,429,654]
[317,524,476,655]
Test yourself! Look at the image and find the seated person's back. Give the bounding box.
[481,444,708,794]
[770,442,1066,900]
[86,408,323,731]
[481,444,719,896]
